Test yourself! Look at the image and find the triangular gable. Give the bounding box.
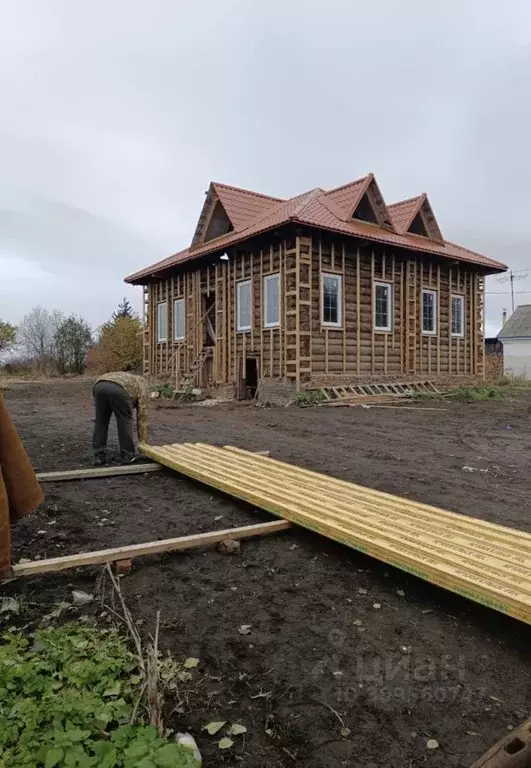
[388,193,443,242]
[324,175,370,217]
[416,195,443,242]
[190,184,227,249]
[350,175,395,231]
[190,182,282,249]
[213,183,282,231]
[325,174,395,231]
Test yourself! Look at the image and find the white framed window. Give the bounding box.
[236,279,252,331]
[422,289,437,335]
[321,273,342,327]
[263,273,280,328]
[156,301,167,343]
[451,294,465,337]
[374,282,393,332]
[173,298,185,341]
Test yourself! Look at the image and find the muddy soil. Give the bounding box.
[2,379,531,767]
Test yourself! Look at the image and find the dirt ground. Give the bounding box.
[2,379,531,767]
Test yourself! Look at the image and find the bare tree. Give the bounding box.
[17,307,64,363]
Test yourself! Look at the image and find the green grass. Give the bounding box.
[0,623,200,768]
[416,384,513,402]
[449,385,511,401]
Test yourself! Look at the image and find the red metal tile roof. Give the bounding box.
[388,195,424,234]
[323,175,371,219]
[211,182,283,231]
[125,178,507,282]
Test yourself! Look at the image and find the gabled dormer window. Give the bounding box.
[408,211,429,237]
[352,193,379,224]
[204,201,234,242]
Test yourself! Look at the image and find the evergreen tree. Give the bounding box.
[112,297,135,321]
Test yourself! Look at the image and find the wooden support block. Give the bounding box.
[12,520,292,577]
[469,715,531,767]
[115,559,132,575]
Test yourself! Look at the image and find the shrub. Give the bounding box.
[293,390,326,406]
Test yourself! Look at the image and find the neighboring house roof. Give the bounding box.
[498,305,531,339]
[125,175,508,283]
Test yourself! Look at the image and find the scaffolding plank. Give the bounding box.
[140,442,531,625]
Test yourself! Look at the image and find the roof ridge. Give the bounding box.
[292,188,325,217]
[388,194,425,209]
[211,181,283,202]
[325,173,372,196]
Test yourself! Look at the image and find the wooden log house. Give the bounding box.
[125,174,507,397]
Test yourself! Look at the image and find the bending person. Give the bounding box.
[92,372,149,465]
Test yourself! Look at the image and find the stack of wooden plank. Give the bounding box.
[140,442,531,625]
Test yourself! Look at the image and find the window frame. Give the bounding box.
[173,298,185,341]
[373,281,393,333]
[321,272,343,329]
[263,273,280,329]
[451,294,465,338]
[156,301,168,343]
[422,289,437,336]
[236,279,252,332]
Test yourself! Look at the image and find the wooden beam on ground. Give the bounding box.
[37,451,270,483]
[12,520,291,577]
[37,463,163,483]
[367,405,447,412]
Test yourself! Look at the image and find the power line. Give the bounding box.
[486,290,531,295]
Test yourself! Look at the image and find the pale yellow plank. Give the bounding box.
[140,442,531,624]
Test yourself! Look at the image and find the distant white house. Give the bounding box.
[498,305,531,379]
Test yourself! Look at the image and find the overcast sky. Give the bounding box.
[1,0,530,336]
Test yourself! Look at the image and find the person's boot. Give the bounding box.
[93,454,107,467]
[121,451,139,465]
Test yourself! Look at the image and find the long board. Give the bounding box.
[139,442,531,625]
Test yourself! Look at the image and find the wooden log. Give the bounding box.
[12,520,292,577]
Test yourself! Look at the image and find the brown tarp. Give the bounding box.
[0,391,43,575]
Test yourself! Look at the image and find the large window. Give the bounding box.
[173,298,185,341]
[236,279,252,331]
[422,289,437,335]
[321,273,342,327]
[374,282,392,331]
[451,294,465,337]
[156,301,167,343]
[263,274,280,328]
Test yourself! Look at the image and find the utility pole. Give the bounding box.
[497,269,529,314]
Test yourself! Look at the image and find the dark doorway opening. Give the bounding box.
[245,358,259,399]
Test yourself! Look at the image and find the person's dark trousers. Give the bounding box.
[92,381,136,461]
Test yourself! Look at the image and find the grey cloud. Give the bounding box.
[1,0,530,333]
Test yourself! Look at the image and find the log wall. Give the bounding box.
[143,233,486,391]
